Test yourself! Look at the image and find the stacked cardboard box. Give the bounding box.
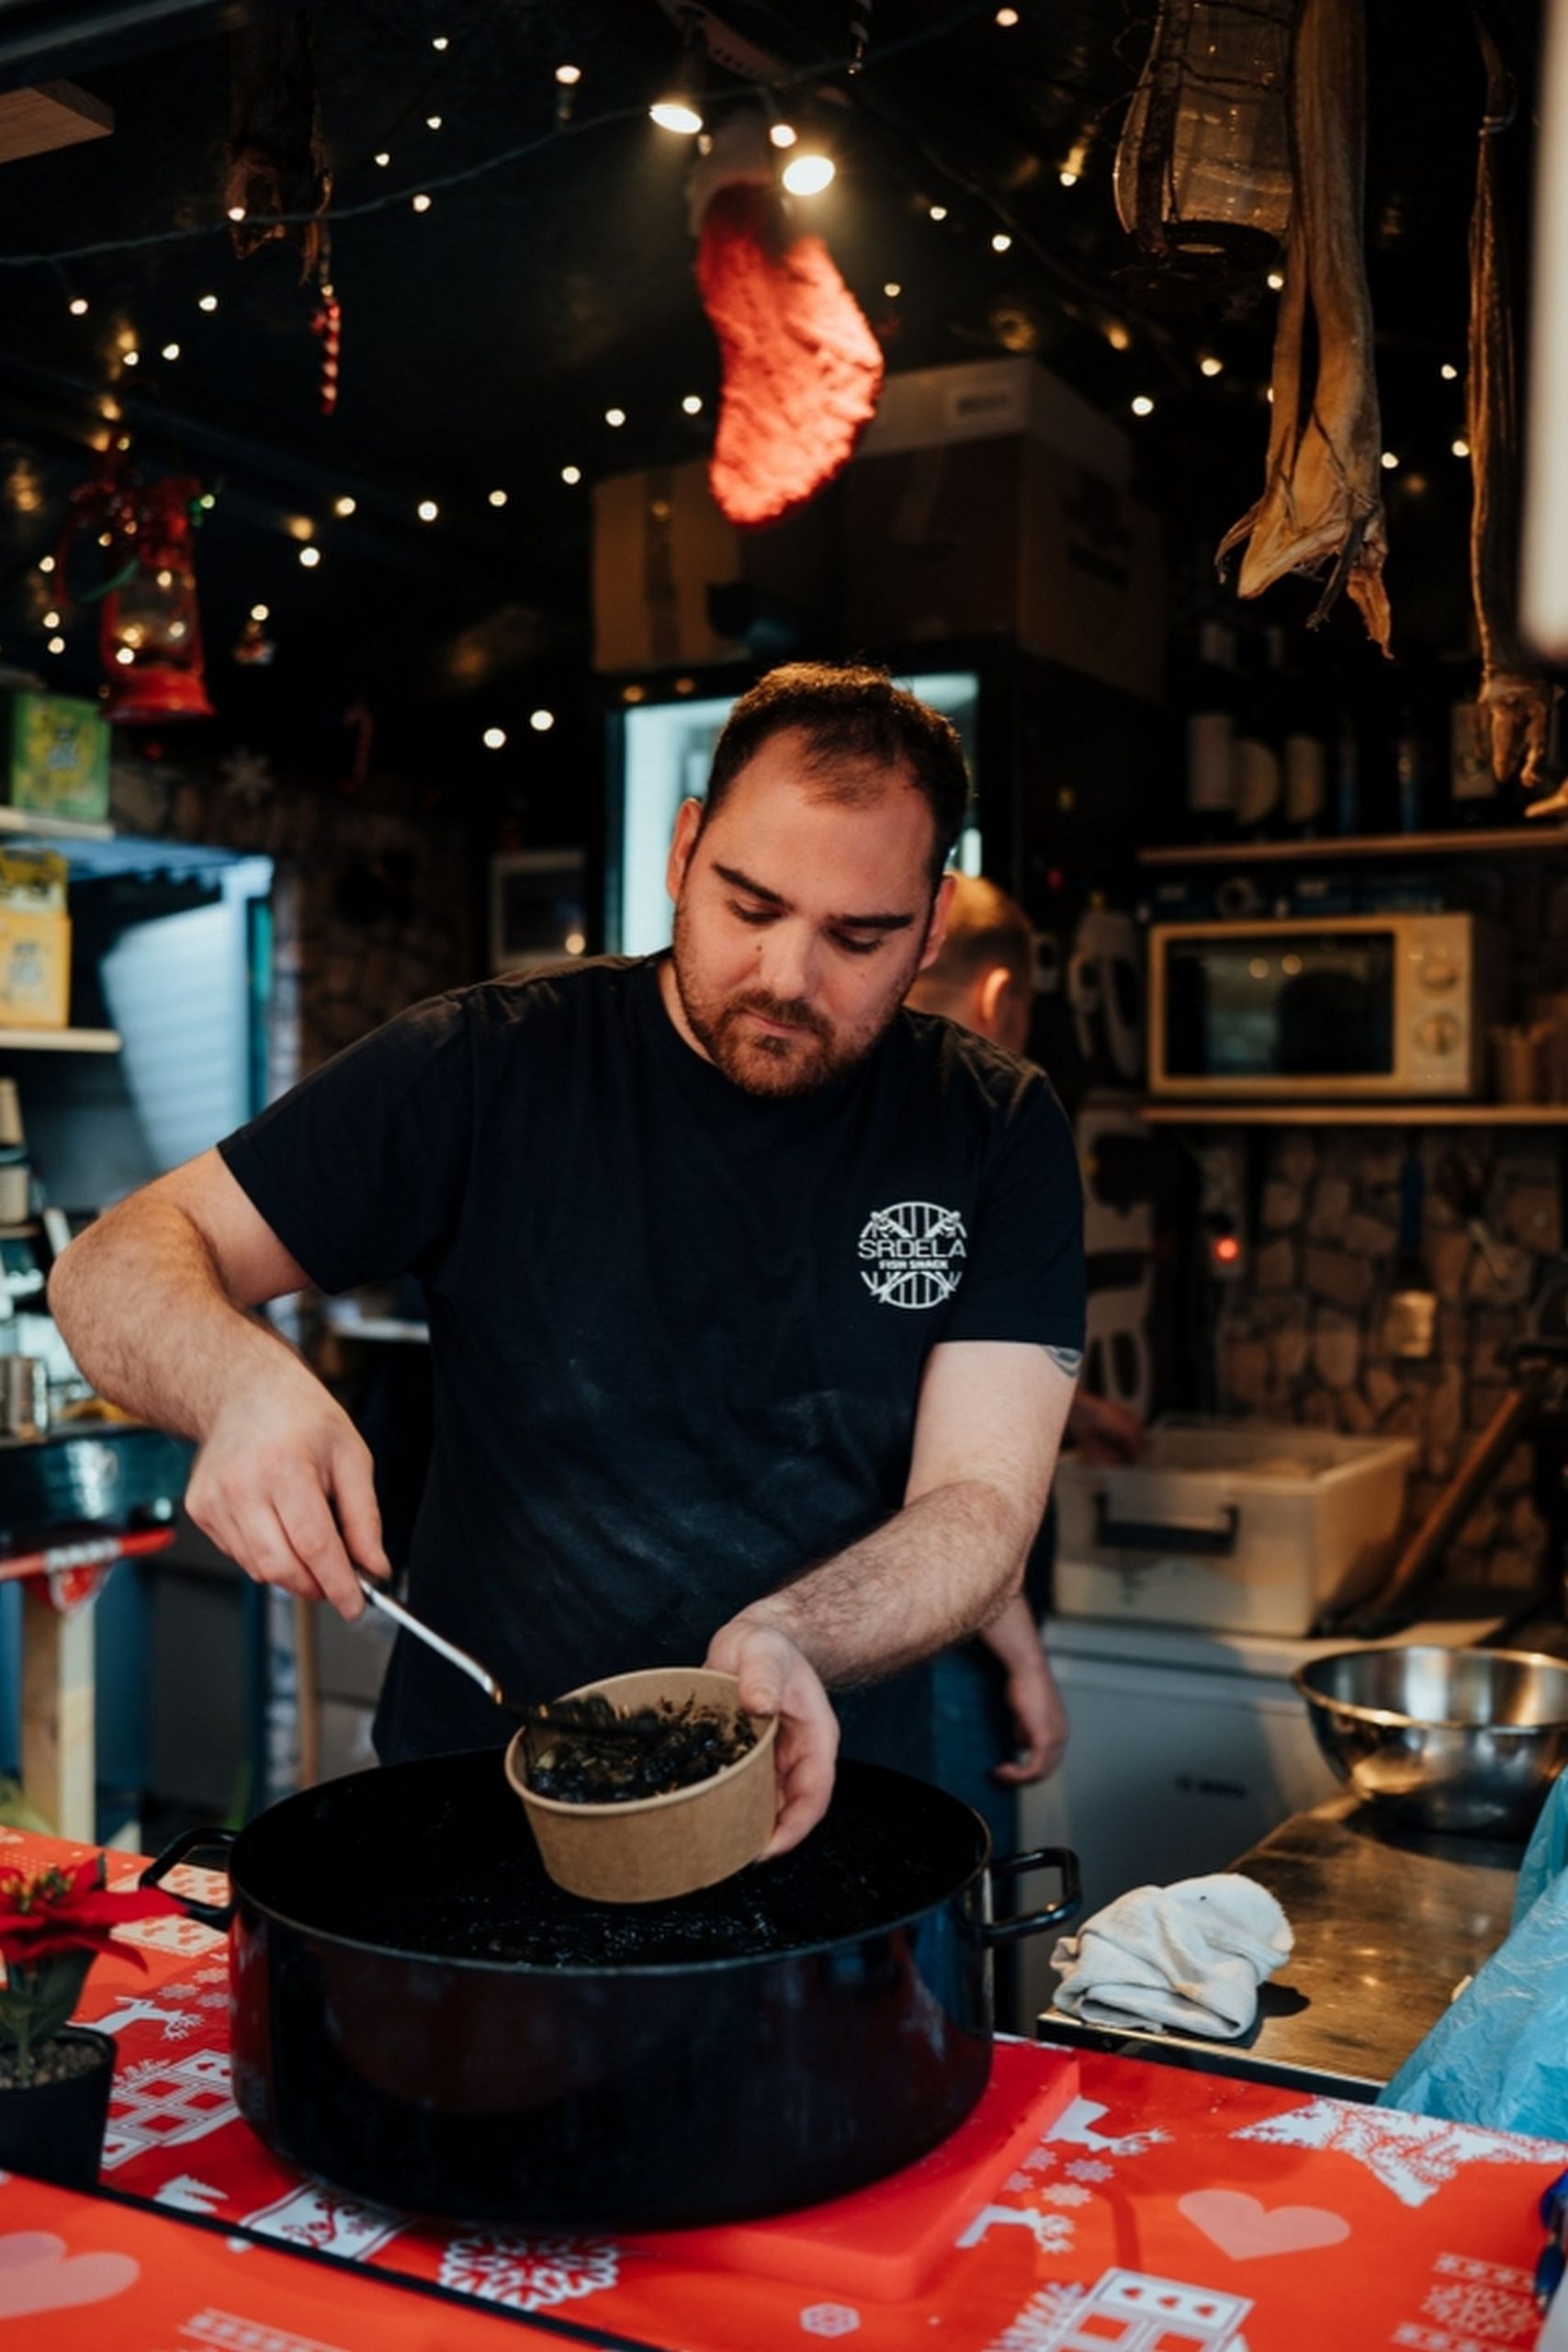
[0,848,70,1028]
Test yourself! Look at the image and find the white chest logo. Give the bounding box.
[858,1201,968,1309]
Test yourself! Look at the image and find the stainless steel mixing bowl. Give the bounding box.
[1293,1645,1568,1835]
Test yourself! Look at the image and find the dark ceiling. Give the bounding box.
[0,0,1544,809]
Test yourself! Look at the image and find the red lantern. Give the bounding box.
[60,456,215,723]
[99,479,213,722]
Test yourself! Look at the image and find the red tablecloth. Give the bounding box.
[4,1826,1565,2351]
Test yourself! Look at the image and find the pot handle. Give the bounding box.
[139,1826,236,1931]
[976,1846,1082,1946]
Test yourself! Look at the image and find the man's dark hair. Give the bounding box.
[703,662,970,890]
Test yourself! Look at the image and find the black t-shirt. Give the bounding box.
[218,956,1086,1774]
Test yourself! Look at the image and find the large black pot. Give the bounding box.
[147,1751,1078,2230]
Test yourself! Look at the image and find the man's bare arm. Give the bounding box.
[48,1148,389,1611]
[707,1340,1077,1853]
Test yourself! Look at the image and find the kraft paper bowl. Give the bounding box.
[505,1667,779,1904]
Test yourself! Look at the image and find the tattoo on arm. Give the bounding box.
[1046,1345,1083,1379]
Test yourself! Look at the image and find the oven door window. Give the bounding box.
[1166,933,1396,1079]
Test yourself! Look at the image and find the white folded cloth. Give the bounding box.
[1049,1872,1294,2041]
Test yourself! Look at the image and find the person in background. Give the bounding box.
[907,875,1141,1845]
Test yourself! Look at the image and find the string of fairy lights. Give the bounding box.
[6,0,1477,736]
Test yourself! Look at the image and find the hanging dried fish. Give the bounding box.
[226,12,332,286]
[1216,0,1390,650]
[1468,21,1555,801]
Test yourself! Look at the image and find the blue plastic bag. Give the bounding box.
[1381,1774,1568,2132]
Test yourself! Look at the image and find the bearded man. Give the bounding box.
[50,662,1085,1852]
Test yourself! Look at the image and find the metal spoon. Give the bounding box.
[352,1570,663,1741]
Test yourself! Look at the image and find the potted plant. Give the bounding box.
[0,1852,182,2189]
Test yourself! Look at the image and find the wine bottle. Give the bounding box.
[1232,627,1284,838]
[1184,620,1238,842]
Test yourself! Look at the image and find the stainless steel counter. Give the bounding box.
[1037,1791,1522,2102]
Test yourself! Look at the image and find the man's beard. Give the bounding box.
[670,904,910,1099]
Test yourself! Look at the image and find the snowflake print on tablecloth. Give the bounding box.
[1038,2182,1093,2208]
[1423,2277,1538,2342]
[1063,2158,1113,2184]
[1235,2099,1568,2210]
[1021,2146,1055,2173]
[438,2231,619,2311]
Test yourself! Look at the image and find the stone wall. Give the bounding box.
[1215,1130,1560,1602]
[108,749,477,1080]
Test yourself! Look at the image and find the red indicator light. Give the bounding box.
[1214,1234,1242,1263]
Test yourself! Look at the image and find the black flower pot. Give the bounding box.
[0,2028,116,2192]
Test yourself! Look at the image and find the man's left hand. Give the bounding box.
[705,1620,840,1859]
[992,1648,1070,1785]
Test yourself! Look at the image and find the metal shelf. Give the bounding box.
[0,805,112,844]
[1138,827,1568,867]
[0,1026,120,1054]
[1138,1101,1568,1126]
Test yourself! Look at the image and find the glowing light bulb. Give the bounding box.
[433,33,449,49]
[227,204,246,222]
[604,407,626,427]
[1441,362,1459,381]
[41,610,60,630]
[1131,394,1155,416]
[39,556,54,574]
[412,192,432,212]
[1105,321,1132,351]
[418,500,439,521]
[1059,169,1079,187]
[299,545,321,567]
[1381,450,1399,469]
[67,297,88,317]
[783,152,835,196]
[488,489,509,508]
[199,493,216,510]
[649,97,704,135]
[884,282,901,298]
[682,394,703,415]
[561,465,582,485]
[769,121,797,149]
[46,637,64,656]
[565,931,586,956]
[1452,438,1471,458]
[1200,356,1224,378]
[556,62,581,84]
[155,571,172,589]
[1267,270,1285,290]
[996,5,1020,19]
[929,204,947,220]
[251,604,270,622]
[123,349,140,367]
[198,293,218,312]
[990,232,1012,253]
[162,342,180,360]
[375,152,391,166]
[426,114,442,130]
[333,494,356,517]
[115,646,135,664]
[530,708,555,732]
[483,728,507,750]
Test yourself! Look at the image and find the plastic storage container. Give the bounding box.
[1053,1416,1417,1638]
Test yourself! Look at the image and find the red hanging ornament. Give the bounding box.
[691,118,884,529]
[310,282,342,416]
[61,453,215,723]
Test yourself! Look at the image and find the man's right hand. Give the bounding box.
[184,1362,390,1617]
